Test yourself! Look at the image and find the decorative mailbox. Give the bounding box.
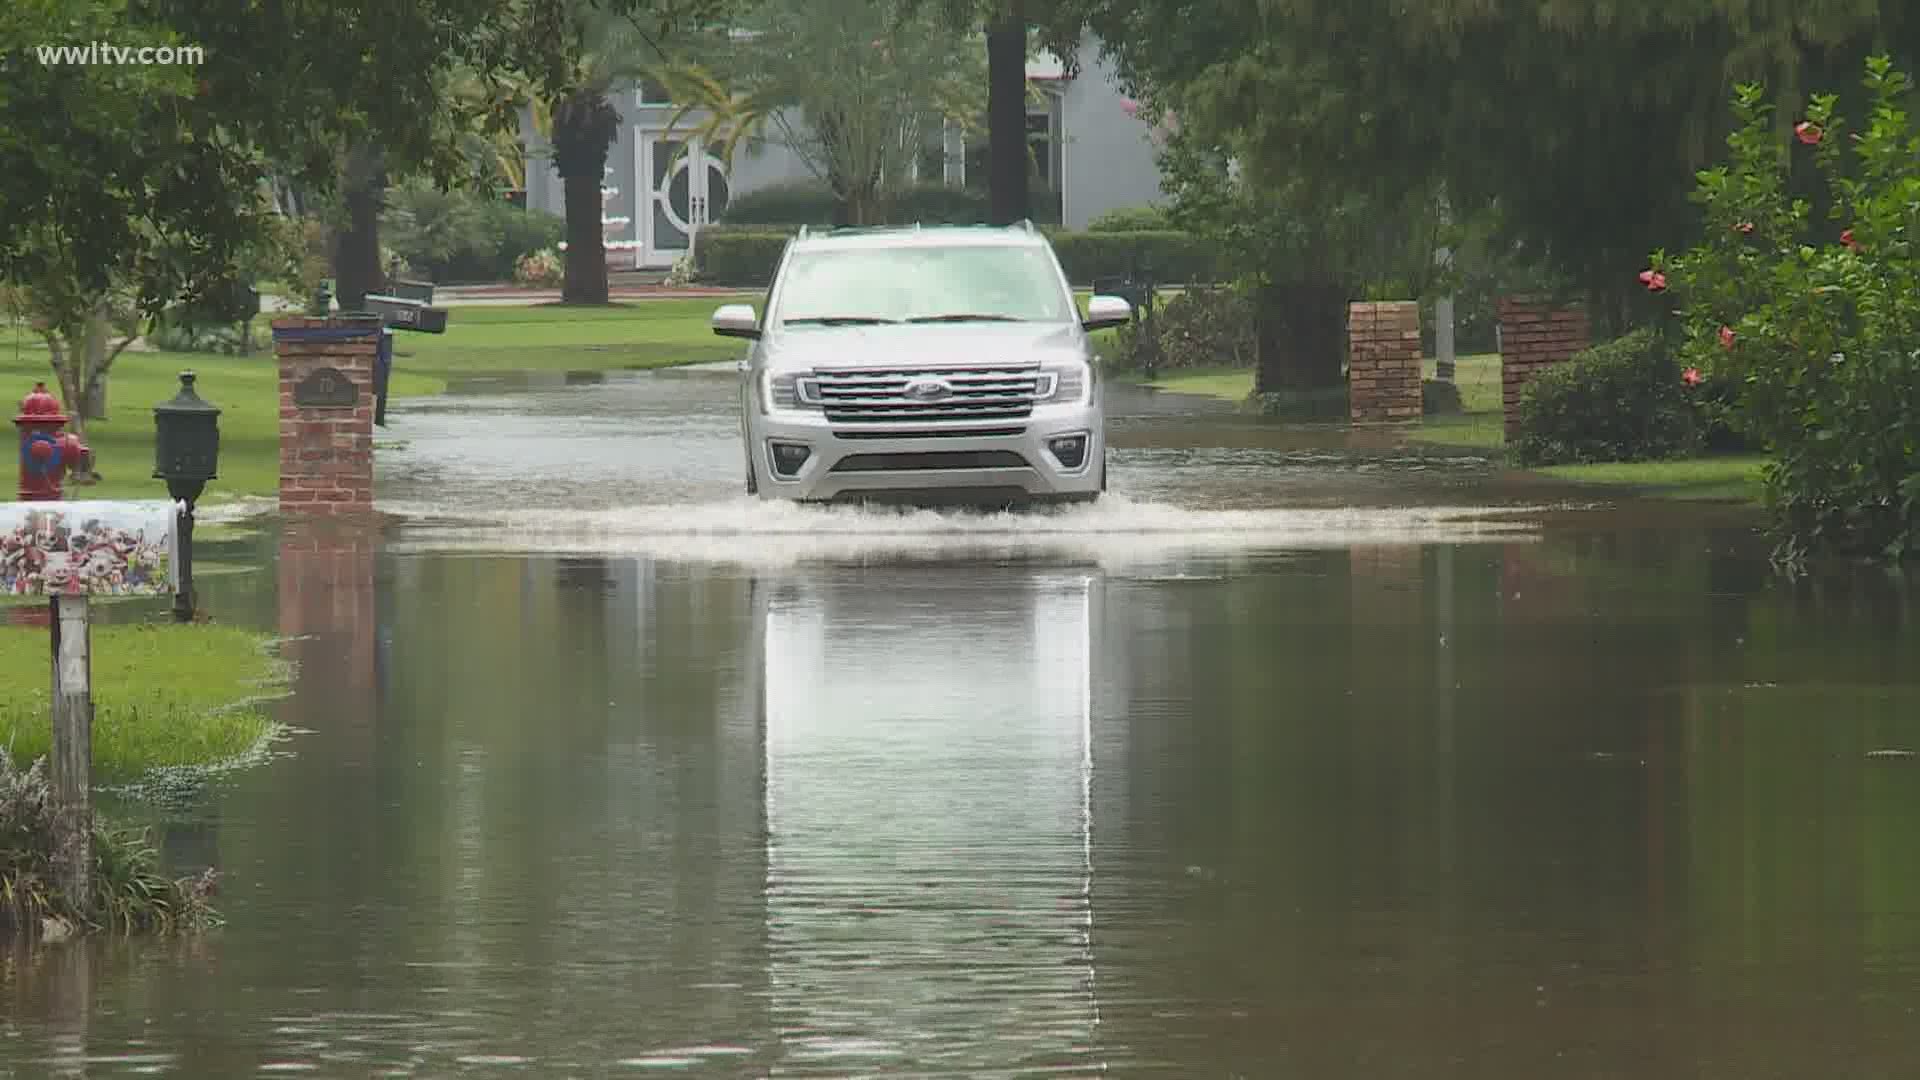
[1,501,180,597]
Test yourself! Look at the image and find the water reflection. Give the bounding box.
[754,566,1101,1073]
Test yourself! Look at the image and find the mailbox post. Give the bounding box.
[153,371,221,623]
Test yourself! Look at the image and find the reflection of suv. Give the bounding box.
[712,222,1130,506]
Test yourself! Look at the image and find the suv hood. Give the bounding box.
[763,321,1087,370]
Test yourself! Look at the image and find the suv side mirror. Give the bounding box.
[1082,294,1132,332]
[712,303,761,339]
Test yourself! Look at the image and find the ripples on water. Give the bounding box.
[382,495,1542,567]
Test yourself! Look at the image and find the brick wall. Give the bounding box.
[1497,297,1592,436]
[271,316,379,514]
[1348,301,1423,423]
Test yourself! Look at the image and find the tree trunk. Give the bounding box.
[1252,280,1349,394]
[552,91,621,305]
[334,142,386,311]
[79,310,109,421]
[986,1,1030,226]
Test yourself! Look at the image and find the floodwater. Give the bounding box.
[5,367,1920,1077]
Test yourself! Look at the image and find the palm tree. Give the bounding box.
[523,5,676,303]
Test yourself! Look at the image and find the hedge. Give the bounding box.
[720,180,1064,227]
[692,223,1221,288]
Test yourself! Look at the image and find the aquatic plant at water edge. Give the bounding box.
[1650,57,1920,561]
[0,750,219,937]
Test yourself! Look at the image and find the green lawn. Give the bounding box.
[1115,365,1254,400]
[1,302,732,501]
[0,622,286,781]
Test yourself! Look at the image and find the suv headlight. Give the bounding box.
[763,371,820,412]
[1034,362,1089,404]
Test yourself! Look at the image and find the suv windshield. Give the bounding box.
[775,243,1073,326]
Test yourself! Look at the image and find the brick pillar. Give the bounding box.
[1347,301,1423,423]
[1497,296,1591,437]
[271,316,380,514]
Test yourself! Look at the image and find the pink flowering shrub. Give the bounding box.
[1648,57,1920,562]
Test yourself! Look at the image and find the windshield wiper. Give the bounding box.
[904,313,1027,323]
[783,315,897,326]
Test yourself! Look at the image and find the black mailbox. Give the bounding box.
[363,293,448,333]
[374,328,394,427]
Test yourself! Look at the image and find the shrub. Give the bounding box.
[514,247,563,288]
[1509,329,1703,466]
[694,226,793,286]
[1044,229,1223,286]
[1087,205,1172,232]
[384,183,563,283]
[1107,286,1255,371]
[719,180,836,226]
[1653,58,1920,560]
[1,750,219,937]
[718,180,1062,227]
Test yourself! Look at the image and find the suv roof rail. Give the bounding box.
[796,224,810,240]
[1014,218,1037,234]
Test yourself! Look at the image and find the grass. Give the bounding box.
[1115,365,1254,400]
[0,301,733,500]
[0,622,287,782]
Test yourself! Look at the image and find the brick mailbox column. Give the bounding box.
[1497,297,1592,437]
[271,316,380,514]
[1347,301,1423,423]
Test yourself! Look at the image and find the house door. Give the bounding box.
[637,132,731,269]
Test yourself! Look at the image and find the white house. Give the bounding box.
[521,34,1169,269]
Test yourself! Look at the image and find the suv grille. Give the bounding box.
[804,366,1046,422]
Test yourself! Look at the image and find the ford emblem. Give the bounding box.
[903,378,951,401]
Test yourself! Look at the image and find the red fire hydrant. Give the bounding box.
[16,382,92,501]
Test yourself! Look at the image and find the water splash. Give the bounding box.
[382,495,1540,568]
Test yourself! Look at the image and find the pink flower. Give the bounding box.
[1682,367,1702,386]
[1718,326,1735,349]
[1795,121,1823,145]
[1841,228,1858,249]
[1734,221,1755,235]
[1639,269,1668,292]
[1119,98,1140,118]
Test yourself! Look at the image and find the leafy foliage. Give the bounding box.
[383,182,564,283]
[0,750,219,937]
[719,179,1063,226]
[1509,330,1705,467]
[657,0,987,223]
[1106,286,1255,372]
[1087,205,1173,232]
[515,248,565,288]
[1653,58,1920,561]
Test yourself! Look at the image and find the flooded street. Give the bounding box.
[5,368,1919,1076]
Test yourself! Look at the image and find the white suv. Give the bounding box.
[712,222,1129,506]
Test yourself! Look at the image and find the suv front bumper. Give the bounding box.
[749,401,1103,503]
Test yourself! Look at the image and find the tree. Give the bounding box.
[657,0,986,225]
[1069,0,1920,388]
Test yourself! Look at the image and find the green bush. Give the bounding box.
[718,180,1062,227]
[1655,58,1920,561]
[719,180,837,226]
[383,183,564,283]
[1509,330,1703,467]
[1044,229,1222,286]
[695,226,793,287]
[1087,205,1172,232]
[1107,286,1254,371]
